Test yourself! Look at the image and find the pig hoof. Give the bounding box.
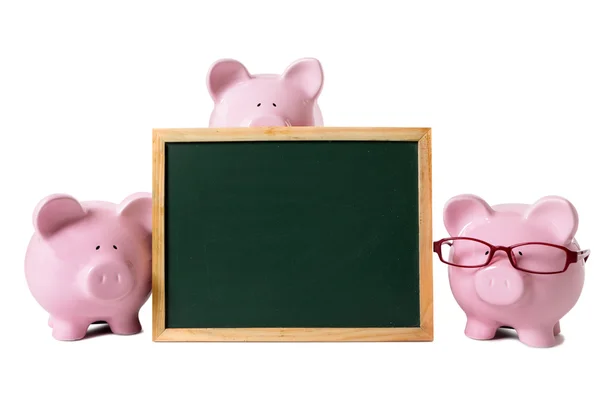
[553,322,561,336]
[52,322,88,341]
[517,329,556,348]
[109,317,142,335]
[48,317,53,328]
[465,319,498,340]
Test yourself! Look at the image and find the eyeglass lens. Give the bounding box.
[440,238,491,267]
[511,244,567,273]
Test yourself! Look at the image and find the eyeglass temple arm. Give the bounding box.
[578,249,590,262]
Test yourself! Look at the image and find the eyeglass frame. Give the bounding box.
[432,236,590,275]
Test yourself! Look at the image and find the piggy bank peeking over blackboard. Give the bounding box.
[207,58,324,127]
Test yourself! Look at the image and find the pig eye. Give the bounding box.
[518,251,523,256]
[485,251,489,255]
[113,245,118,250]
[257,103,261,107]
[272,103,277,107]
[95,245,100,250]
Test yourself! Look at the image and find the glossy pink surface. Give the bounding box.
[207,58,324,127]
[442,194,586,348]
[24,192,152,341]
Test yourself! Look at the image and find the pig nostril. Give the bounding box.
[101,274,106,284]
[489,279,494,287]
[117,273,121,283]
[504,280,510,288]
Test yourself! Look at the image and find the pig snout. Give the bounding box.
[474,264,524,306]
[85,263,134,301]
[247,115,290,127]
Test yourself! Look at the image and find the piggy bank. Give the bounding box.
[24,192,152,341]
[434,194,590,347]
[207,57,324,127]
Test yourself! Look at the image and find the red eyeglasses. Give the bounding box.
[433,237,590,275]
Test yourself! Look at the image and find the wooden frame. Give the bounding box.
[152,127,433,342]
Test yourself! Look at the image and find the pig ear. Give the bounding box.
[207,59,251,102]
[281,58,324,100]
[117,192,152,233]
[33,194,86,238]
[443,194,494,236]
[524,196,578,244]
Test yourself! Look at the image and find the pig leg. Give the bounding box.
[516,327,556,348]
[553,321,561,336]
[464,317,499,340]
[51,319,89,341]
[108,313,142,335]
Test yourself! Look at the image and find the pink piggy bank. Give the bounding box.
[24,192,152,341]
[207,58,324,127]
[434,194,590,347]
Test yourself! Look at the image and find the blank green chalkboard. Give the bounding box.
[152,127,432,342]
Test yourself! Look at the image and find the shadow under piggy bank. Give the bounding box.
[496,326,565,347]
[79,321,144,341]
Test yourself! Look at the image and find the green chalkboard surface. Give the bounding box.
[152,127,432,342]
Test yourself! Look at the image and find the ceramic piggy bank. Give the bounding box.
[24,192,152,341]
[434,194,590,348]
[207,57,324,127]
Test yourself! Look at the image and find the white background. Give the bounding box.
[1,1,598,399]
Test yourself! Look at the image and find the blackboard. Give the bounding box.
[152,127,432,342]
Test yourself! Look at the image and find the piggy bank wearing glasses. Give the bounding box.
[433,194,590,348]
